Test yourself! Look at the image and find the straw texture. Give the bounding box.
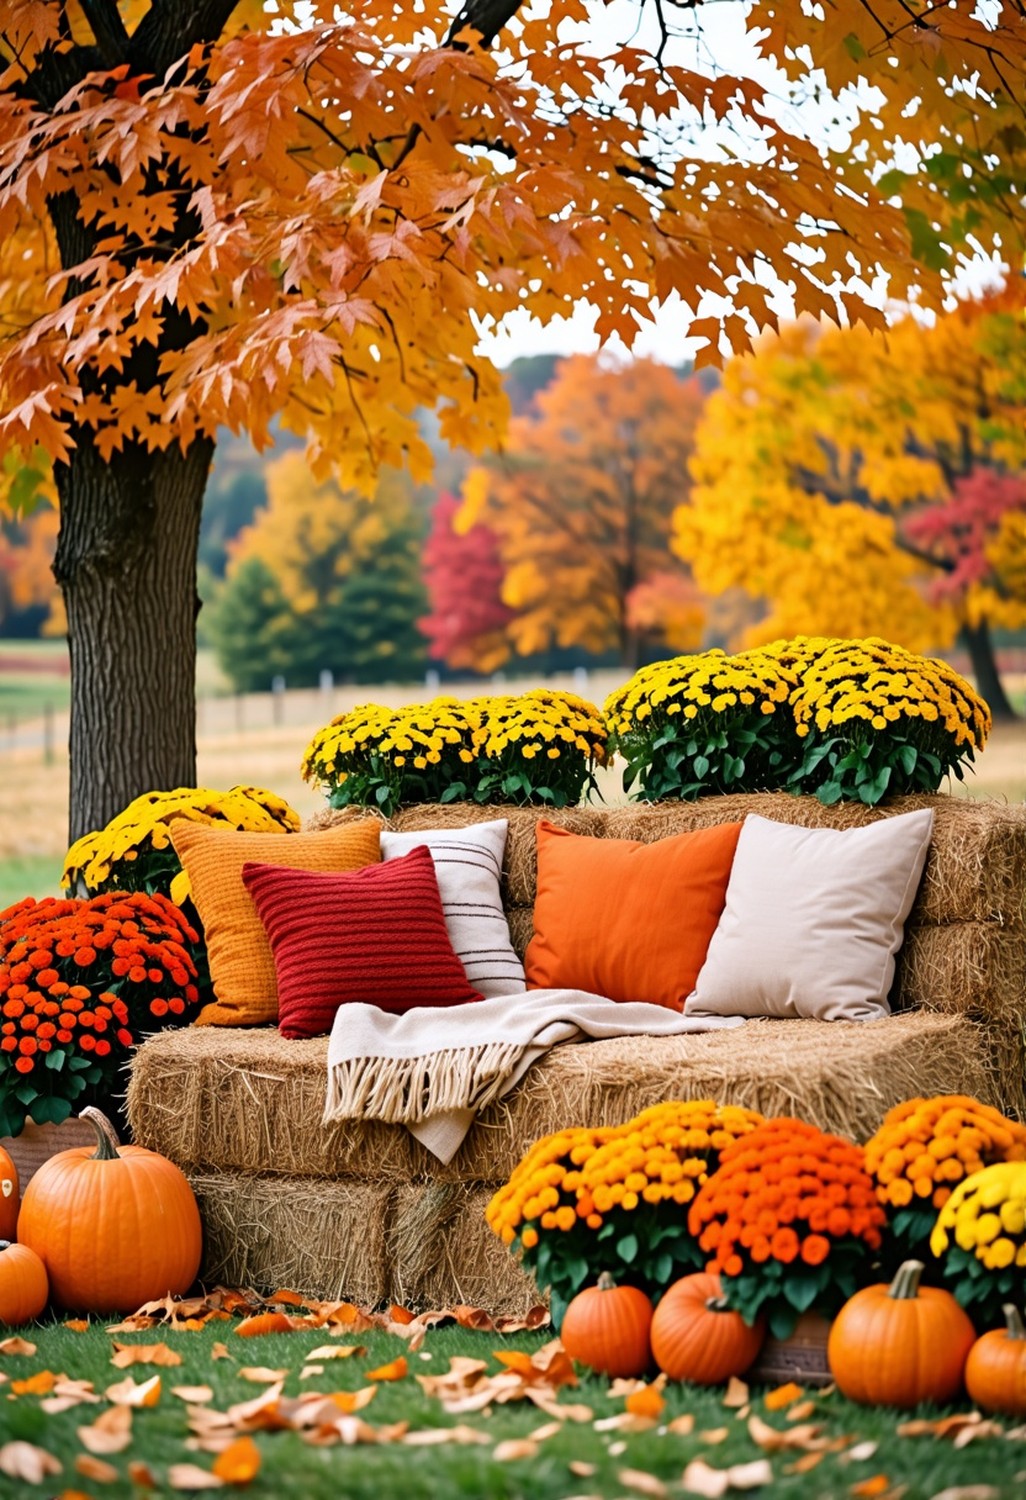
[129,1009,995,1184]
[189,1171,393,1304]
[389,1183,538,1315]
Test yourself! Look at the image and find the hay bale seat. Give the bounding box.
[127,794,1026,1314]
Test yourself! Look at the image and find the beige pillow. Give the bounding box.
[684,809,934,1022]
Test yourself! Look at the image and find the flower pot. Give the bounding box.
[0,1116,97,1190]
[748,1311,833,1388]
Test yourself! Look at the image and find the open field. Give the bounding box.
[0,664,1023,903]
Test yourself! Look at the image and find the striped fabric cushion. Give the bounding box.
[242,845,483,1040]
[380,820,526,999]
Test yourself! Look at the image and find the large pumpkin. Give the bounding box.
[827,1259,975,1408]
[0,1145,18,1241]
[965,1305,1026,1417]
[651,1272,765,1385]
[560,1273,653,1377]
[17,1107,202,1314]
[0,1241,48,1325]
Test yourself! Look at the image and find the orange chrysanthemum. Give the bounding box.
[864,1095,1026,1214]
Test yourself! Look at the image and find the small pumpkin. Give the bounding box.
[560,1272,653,1377]
[965,1305,1026,1417]
[17,1107,202,1314]
[0,1145,19,1241]
[0,1241,48,1325]
[827,1259,975,1408]
[651,1272,765,1385]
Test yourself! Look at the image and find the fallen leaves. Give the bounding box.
[212,1435,262,1485]
[364,1355,407,1382]
[237,1367,288,1385]
[0,1441,62,1483]
[75,1453,120,1484]
[682,1457,774,1496]
[173,1385,216,1404]
[0,1335,36,1356]
[898,1413,1007,1448]
[11,1369,57,1396]
[764,1382,804,1411]
[77,1404,133,1455]
[111,1341,182,1369]
[105,1374,162,1408]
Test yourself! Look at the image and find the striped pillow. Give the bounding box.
[242,845,483,1040]
[380,821,526,999]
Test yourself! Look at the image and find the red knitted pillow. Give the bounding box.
[242,844,483,1040]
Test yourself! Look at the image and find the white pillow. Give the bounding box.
[684,808,934,1022]
[381,820,526,998]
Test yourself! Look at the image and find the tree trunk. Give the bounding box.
[958,619,1018,723]
[53,435,214,842]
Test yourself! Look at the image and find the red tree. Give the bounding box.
[419,493,513,673]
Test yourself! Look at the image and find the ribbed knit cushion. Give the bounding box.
[173,820,381,1026]
[242,845,484,1040]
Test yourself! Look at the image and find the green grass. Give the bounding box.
[0,854,62,909]
[1,1319,1024,1498]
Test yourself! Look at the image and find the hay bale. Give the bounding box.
[128,1027,422,1180]
[604,795,1026,929]
[189,1170,393,1303]
[132,1011,998,1186]
[389,1183,539,1316]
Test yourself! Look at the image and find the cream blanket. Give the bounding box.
[324,990,744,1164]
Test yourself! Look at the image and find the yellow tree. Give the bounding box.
[1,2,1024,832]
[459,356,707,667]
[674,289,1026,716]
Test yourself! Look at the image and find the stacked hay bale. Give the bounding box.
[127,794,1026,1312]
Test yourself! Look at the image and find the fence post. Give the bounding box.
[43,702,54,766]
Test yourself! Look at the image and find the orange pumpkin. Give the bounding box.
[0,1241,47,1325]
[17,1107,202,1314]
[0,1145,19,1241]
[827,1259,975,1408]
[965,1305,1026,1417]
[651,1272,765,1384]
[560,1273,653,1377]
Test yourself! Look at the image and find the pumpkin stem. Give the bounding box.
[78,1107,122,1161]
[597,1272,617,1292]
[887,1260,925,1300]
[0,1241,10,1253]
[705,1296,731,1314]
[1002,1305,1026,1341]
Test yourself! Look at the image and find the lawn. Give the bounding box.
[0,1313,1023,1498]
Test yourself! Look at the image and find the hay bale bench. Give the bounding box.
[127,793,1026,1314]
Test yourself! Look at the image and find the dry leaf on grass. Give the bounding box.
[784,1452,825,1475]
[0,1336,36,1356]
[127,1460,158,1487]
[493,1341,577,1389]
[763,1382,804,1411]
[105,1374,162,1408]
[618,1467,668,1497]
[75,1453,120,1483]
[78,1405,133,1455]
[667,1413,695,1436]
[211,1436,261,1486]
[237,1368,288,1385]
[111,1342,182,1369]
[682,1458,773,1496]
[928,1488,1003,1500]
[493,1439,538,1462]
[570,1461,598,1478]
[524,1389,594,1423]
[452,1304,549,1333]
[898,1414,1004,1447]
[173,1386,215,1404]
[365,1356,407,1382]
[594,1412,659,1434]
[0,1441,62,1482]
[850,1478,893,1498]
[326,1386,377,1414]
[304,1345,365,1362]
[844,1441,879,1464]
[11,1369,57,1396]
[625,1384,666,1421]
[211,1344,232,1361]
[168,1461,226,1490]
[528,1421,563,1442]
[747,1415,823,1453]
[698,1427,730,1445]
[401,1426,490,1447]
[722,1378,749,1409]
[63,1321,90,1333]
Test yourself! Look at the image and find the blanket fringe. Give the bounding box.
[323,1041,528,1125]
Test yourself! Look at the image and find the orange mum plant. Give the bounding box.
[0,892,200,1137]
[487,1101,764,1324]
[864,1095,1026,1264]
[688,1118,887,1339]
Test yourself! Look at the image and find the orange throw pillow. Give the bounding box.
[525,819,743,1010]
[171,820,381,1025]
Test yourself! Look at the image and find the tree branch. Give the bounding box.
[78,0,130,65]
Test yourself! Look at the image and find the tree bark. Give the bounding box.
[53,435,214,842]
[958,619,1018,723]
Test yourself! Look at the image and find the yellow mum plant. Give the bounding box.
[604,648,799,800]
[62,786,300,900]
[487,1100,764,1323]
[930,1163,1026,1324]
[864,1095,1026,1266]
[302,692,606,815]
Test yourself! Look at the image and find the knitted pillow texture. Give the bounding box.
[171,819,381,1026]
[525,818,744,1010]
[242,844,484,1040]
[684,808,935,1021]
[380,820,525,998]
